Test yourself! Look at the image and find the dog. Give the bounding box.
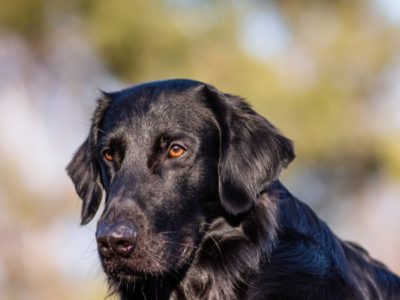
[67,79,400,299]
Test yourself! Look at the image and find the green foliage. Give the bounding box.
[1,0,399,178]
[2,0,398,177]
[77,0,189,78]
[0,0,45,39]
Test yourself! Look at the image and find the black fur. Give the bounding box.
[67,79,400,299]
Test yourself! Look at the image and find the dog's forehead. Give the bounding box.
[102,81,212,137]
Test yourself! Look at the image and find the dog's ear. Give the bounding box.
[66,95,111,225]
[203,85,295,216]
[67,138,103,225]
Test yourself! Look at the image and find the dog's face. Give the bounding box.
[67,79,294,284]
[93,82,221,279]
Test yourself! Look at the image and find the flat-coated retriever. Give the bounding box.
[67,79,400,299]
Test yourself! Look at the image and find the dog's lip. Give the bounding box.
[103,261,163,281]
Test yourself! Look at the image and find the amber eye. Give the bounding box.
[102,150,113,162]
[168,144,186,159]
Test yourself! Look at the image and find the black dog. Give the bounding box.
[67,79,400,299]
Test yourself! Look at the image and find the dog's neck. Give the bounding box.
[170,181,282,299]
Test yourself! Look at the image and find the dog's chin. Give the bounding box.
[103,264,165,286]
[109,269,162,283]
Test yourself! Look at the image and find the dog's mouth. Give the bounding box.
[100,243,198,285]
[101,257,166,281]
[96,224,203,286]
[100,249,194,284]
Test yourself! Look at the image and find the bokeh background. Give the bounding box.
[1,0,400,299]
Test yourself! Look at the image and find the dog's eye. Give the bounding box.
[168,144,186,159]
[102,150,113,162]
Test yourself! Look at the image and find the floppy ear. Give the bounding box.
[66,95,110,225]
[67,138,103,225]
[204,85,295,216]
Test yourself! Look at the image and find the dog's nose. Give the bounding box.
[96,222,137,258]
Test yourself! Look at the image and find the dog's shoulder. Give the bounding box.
[257,181,400,299]
[256,196,358,298]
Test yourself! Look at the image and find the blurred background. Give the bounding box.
[1,0,399,299]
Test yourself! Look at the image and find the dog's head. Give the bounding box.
[67,79,294,283]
